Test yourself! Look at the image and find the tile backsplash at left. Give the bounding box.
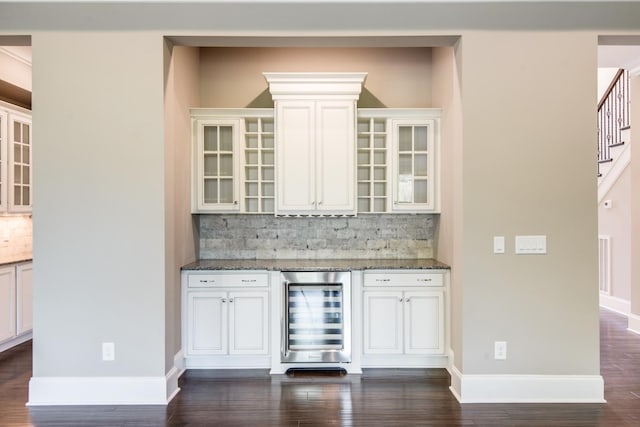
[0,215,32,264]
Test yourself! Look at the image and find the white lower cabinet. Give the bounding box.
[361,271,447,368]
[181,268,449,370]
[16,262,32,335]
[0,266,16,344]
[182,271,270,368]
[0,261,33,352]
[187,290,269,356]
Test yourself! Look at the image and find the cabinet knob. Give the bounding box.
[399,297,403,302]
[406,298,411,302]
[222,298,227,303]
[229,298,234,303]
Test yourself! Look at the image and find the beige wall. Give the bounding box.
[598,166,631,301]
[199,47,433,108]
[432,44,464,369]
[163,44,199,371]
[631,74,640,318]
[32,32,167,377]
[460,31,600,374]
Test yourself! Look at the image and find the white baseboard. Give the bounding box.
[599,294,631,316]
[0,331,31,353]
[28,350,184,405]
[448,364,604,403]
[628,312,640,335]
[174,349,185,377]
[361,354,449,368]
[185,354,271,369]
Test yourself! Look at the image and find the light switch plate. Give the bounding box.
[493,236,505,254]
[515,235,546,254]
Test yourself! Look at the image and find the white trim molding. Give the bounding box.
[598,141,630,203]
[448,364,604,403]
[0,332,31,353]
[600,294,631,316]
[628,312,640,335]
[28,367,182,406]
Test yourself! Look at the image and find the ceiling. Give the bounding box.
[598,45,640,70]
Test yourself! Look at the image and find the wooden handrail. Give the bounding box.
[598,68,625,111]
[597,69,630,175]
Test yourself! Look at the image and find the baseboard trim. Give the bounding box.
[628,312,640,335]
[448,364,604,403]
[599,294,631,316]
[0,332,31,353]
[28,351,185,406]
[361,354,448,369]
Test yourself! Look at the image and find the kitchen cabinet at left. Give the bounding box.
[181,270,270,368]
[0,261,33,352]
[0,101,32,213]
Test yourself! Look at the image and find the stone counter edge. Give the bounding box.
[182,259,450,271]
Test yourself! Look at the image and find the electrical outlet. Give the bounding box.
[494,341,507,360]
[102,342,115,361]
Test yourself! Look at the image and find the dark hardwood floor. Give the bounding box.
[1,308,640,426]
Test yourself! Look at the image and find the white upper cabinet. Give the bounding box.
[190,79,442,216]
[192,116,241,213]
[0,101,32,214]
[264,72,366,216]
[191,109,275,214]
[391,115,439,213]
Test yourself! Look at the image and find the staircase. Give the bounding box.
[598,69,631,200]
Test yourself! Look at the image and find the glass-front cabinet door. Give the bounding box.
[9,114,32,213]
[193,118,241,212]
[391,118,438,212]
[0,110,7,212]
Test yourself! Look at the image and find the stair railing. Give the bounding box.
[598,69,630,176]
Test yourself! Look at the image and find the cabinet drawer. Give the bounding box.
[188,272,269,288]
[364,272,443,287]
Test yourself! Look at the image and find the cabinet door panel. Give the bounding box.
[315,101,356,214]
[187,292,227,355]
[363,291,403,354]
[404,291,444,354]
[229,291,269,355]
[194,119,240,212]
[16,263,32,334]
[0,267,16,343]
[9,115,32,212]
[276,101,315,213]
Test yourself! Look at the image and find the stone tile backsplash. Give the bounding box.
[198,214,437,260]
[0,215,32,264]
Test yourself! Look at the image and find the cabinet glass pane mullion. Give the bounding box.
[0,115,3,207]
[10,119,31,209]
[357,117,388,213]
[243,116,274,213]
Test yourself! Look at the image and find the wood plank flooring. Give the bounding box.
[1,308,639,426]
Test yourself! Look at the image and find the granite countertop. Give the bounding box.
[0,258,33,267]
[182,258,450,271]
